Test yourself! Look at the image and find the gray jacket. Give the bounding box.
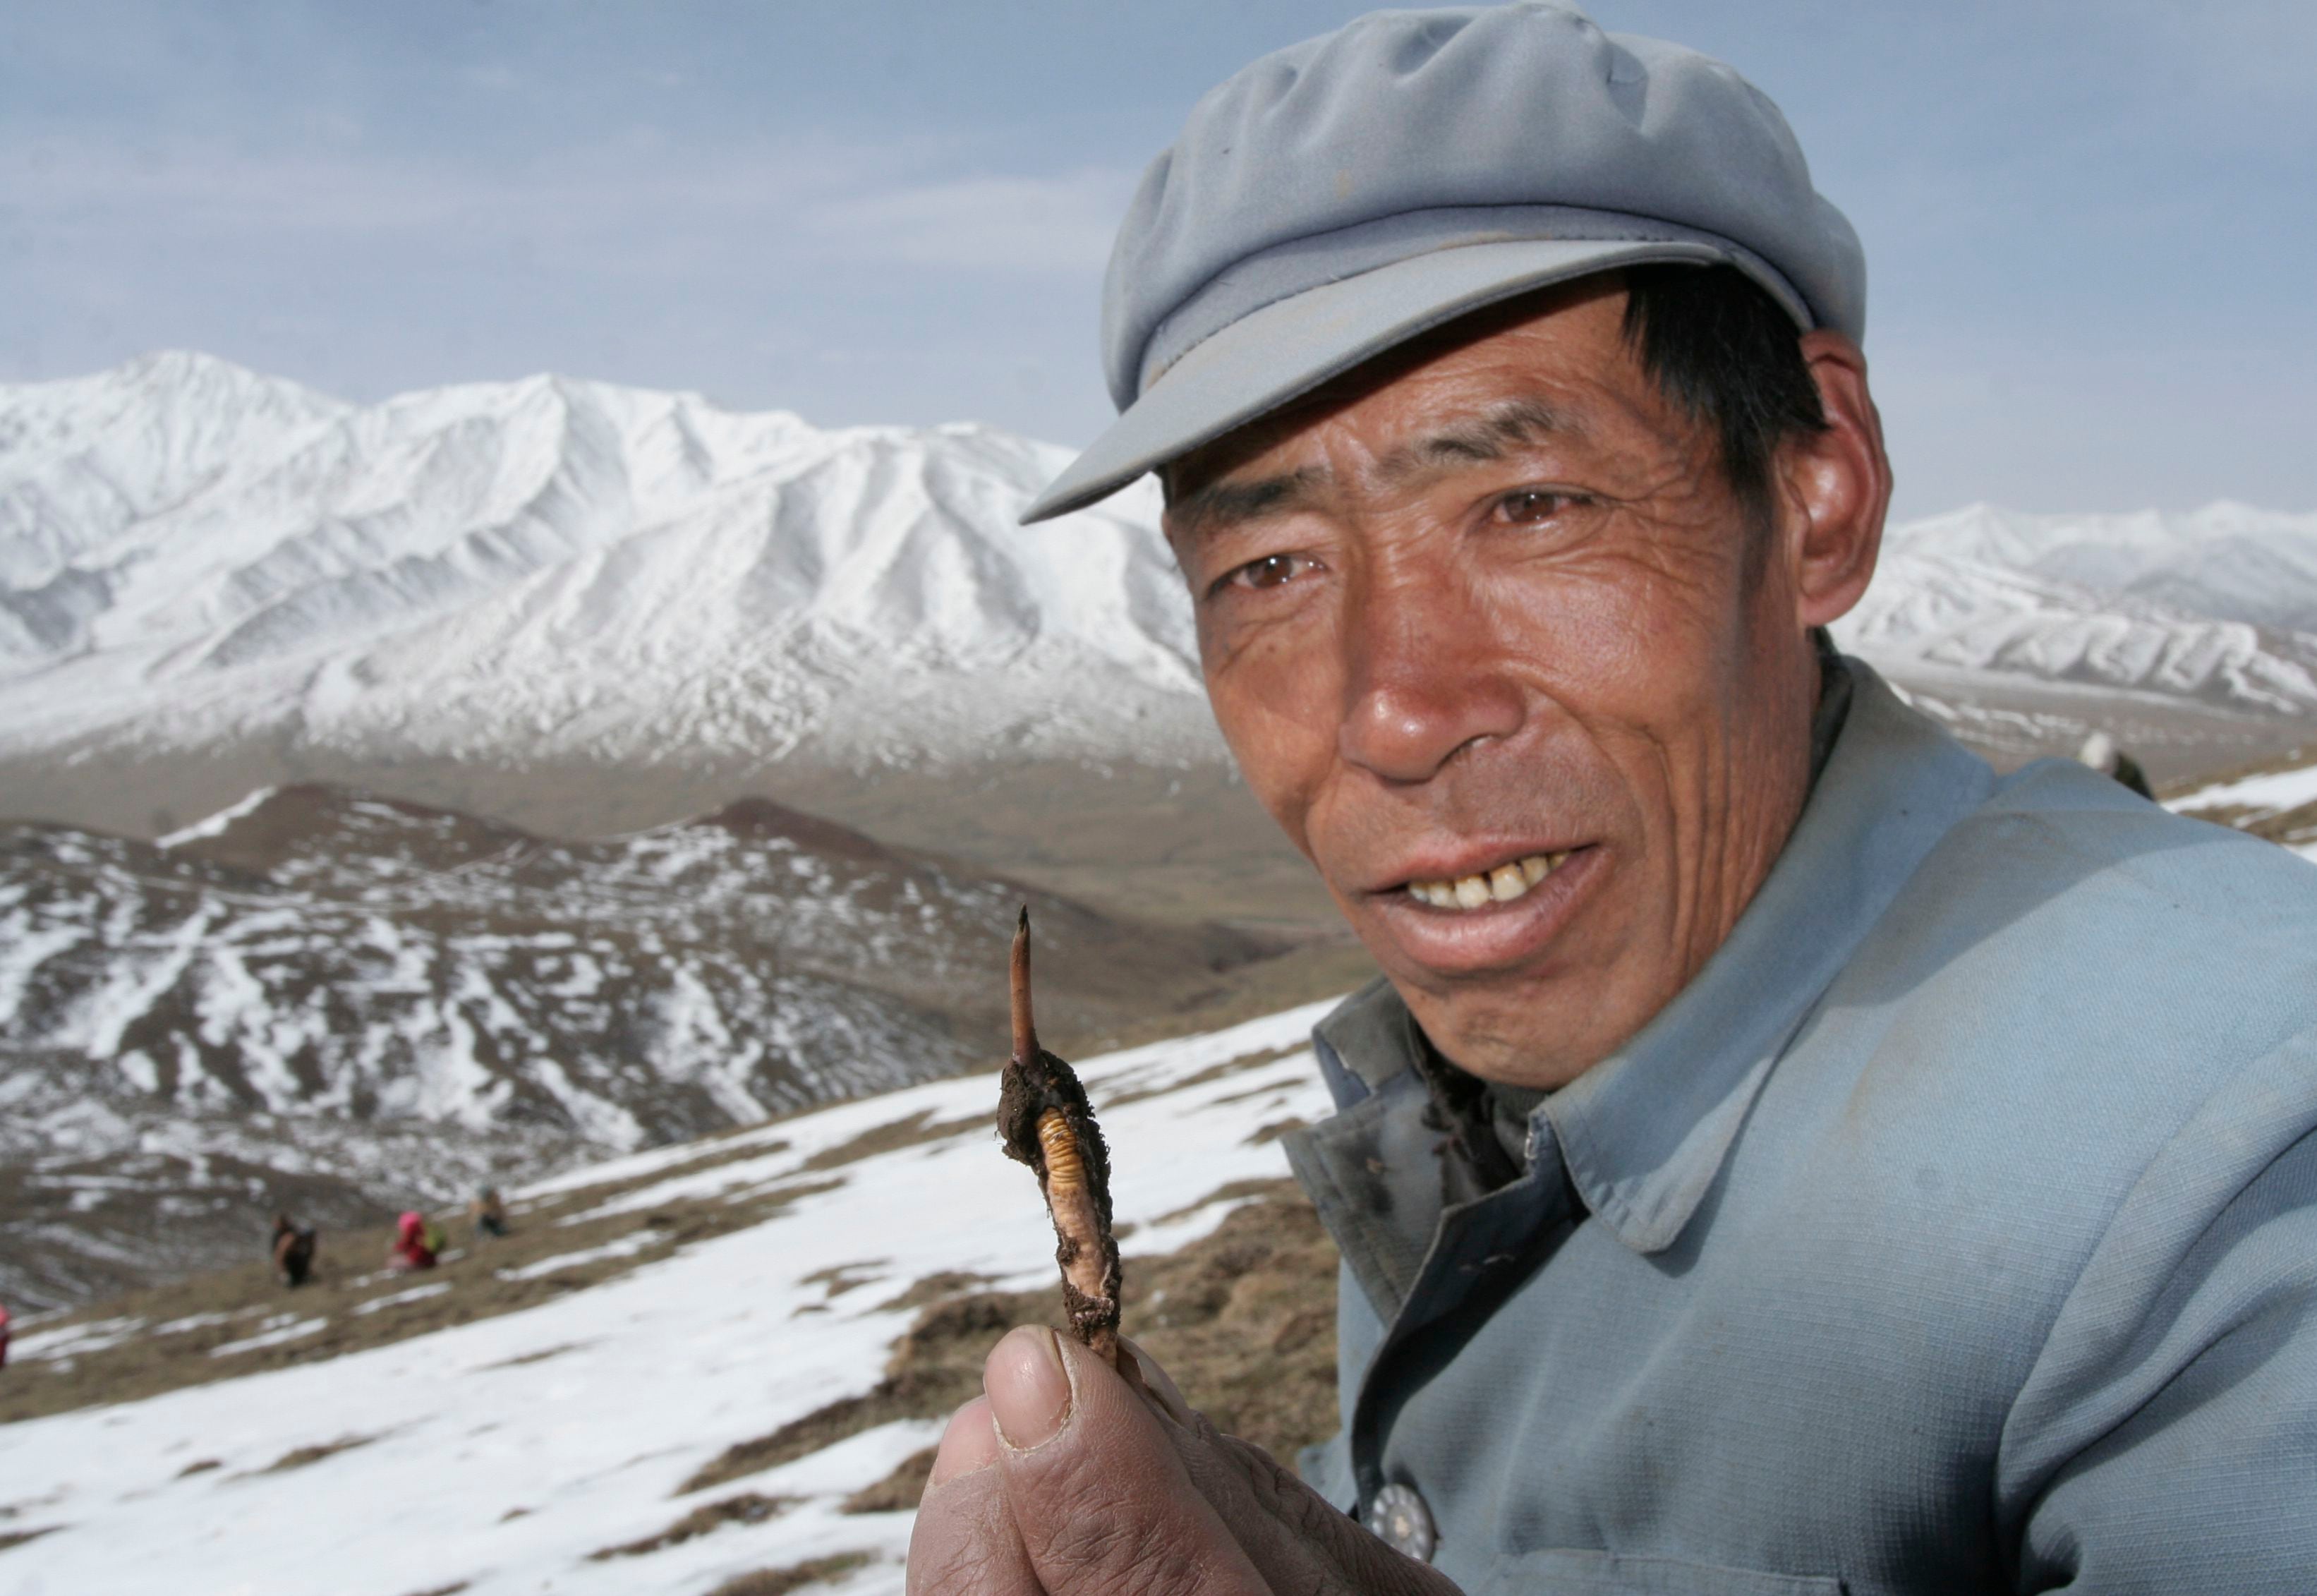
[1288,663,2317,1595]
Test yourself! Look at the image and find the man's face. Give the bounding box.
[1164,282,1834,1087]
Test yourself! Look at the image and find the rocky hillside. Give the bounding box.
[0,784,1271,1308]
[1833,501,2317,770]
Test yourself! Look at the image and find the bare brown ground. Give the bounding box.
[684,1180,1339,1498]
[705,1551,876,1596]
[588,1492,799,1559]
[799,1111,993,1173]
[258,1433,377,1474]
[1096,1044,1308,1111]
[0,1149,842,1425]
[841,1446,939,1514]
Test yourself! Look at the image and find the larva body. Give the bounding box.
[997,909,1126,1367]
[1036,1109,1084,1194]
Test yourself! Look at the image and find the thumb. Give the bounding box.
[984,1326,1269,1596]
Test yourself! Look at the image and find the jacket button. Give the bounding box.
[1368,1482,1436,1563]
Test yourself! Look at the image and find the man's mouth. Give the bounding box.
[1402,849,1574,912]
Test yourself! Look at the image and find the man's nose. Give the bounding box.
[1337,567,1524,784]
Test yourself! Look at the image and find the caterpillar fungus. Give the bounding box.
[996,906,1131,1373]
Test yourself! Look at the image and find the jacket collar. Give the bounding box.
[1307,662,1992,1259]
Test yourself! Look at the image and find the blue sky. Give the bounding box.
[2,1,2310,520]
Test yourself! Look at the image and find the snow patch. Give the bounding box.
[0,998,1345,1595]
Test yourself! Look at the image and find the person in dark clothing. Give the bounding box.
[470,1186,509,1241]
[2077,730,2155,798]
[271,1213,318,1287]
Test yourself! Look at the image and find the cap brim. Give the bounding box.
[1022,236,1753,524]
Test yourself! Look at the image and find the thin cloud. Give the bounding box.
[803,169,1137,274]
[1,131,1128,278]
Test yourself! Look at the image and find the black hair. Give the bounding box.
[1619,262,1829,527]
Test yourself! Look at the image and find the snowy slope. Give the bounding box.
[0,352,1211,779]
[2171,747,2317,863]
[1834,502,2317,713]
[0,1000,1343,1596]
[0,784,1264,1307]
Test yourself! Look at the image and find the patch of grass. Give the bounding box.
[706,1551,876,1596]
[799,1260,888,1299]
[176,1458,222,1477]
[0,1170,838,1427]
[689,1180,1341,1500]
[1119,1180,1341,1461]
[260,1433,375,1473]
[475,1342,581,1372]
[588,1492,797,1559]
[0,1527,60,1554]
[871,1269,997,1314]
[397,1583,470,1596]
[680,1292,1048,1494]
[799,1112,989,1173]
[1245,1117,1307,1146]
[1098,1046,1306,1111]
[1151,1178,1295,1227]
[840,1446,938,1514]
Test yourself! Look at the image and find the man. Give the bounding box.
[387,1210,439,1273]
[910,7,2317,1592]
[271,1211,318,1288]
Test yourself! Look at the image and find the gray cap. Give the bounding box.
[1022,2,1864,524]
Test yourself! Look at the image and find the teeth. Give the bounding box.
[1408,851,1570,912]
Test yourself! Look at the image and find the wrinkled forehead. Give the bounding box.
[1159,274,1671,523]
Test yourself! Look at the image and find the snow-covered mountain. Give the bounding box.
[6,354,2315,835]
[0,1000,1345,1596]
[1834,502,2317,713]
[0,783,1264,1307]
[0,351,1212,789]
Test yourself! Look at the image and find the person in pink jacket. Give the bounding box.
[386,1211,438,1272]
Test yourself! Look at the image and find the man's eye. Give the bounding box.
[1496,490,1571,524]
[1223,552,1310,593]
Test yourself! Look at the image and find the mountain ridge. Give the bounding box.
[9,353,2315,843]
[1,351,1209,781]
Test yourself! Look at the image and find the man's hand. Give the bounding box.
[907,1326,1463,1596]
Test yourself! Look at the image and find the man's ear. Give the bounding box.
[1779,330,1891,630]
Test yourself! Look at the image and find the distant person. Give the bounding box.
[469,1186,509,1242]
[387,1210,440,1272]
[271,1212,319,1287]
[2077,729,2155,798]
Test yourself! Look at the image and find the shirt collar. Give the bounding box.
[1314,660,1993,1256]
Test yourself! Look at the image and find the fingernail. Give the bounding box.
[926,1397,1000,1489]
[986,1326,1072,1451]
